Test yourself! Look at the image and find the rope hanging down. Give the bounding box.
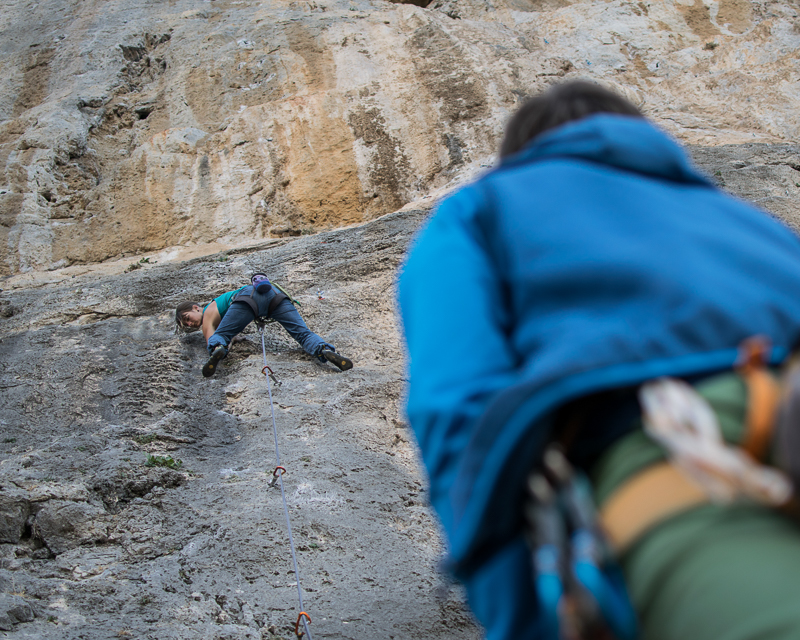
[258,323,313,640]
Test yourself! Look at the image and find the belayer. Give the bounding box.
[176,273,353,377]
[399,80,800,640]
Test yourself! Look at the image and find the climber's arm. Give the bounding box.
[201,302,222,344]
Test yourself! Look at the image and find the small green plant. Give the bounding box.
[216,255,229,262]
[47,615,58,623]
[704,41,719,50]
[144,454,183,470]
[124,262,142,273]
[138,256,156,264]
[75,445,87,451]
[300,456,311,462]
[134,434,157,445]
[3,437,16,443]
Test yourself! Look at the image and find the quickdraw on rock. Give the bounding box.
[262,364,280,386]
[269,466,286,488]
[295,612,312,639]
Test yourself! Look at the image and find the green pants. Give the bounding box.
[591,373,800,640]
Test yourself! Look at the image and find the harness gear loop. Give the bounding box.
[525,449,638,640]
[233,286,288,322]
[295,612,312,638]
[736,336,780,461]
[604,377,792,555]
[269,466,287,488]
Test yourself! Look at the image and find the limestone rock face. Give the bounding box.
[3,2,800,637]
[1,0,799,275]
[32,500,110,555]
[0,208,491,640]
[0,594,35,632]
[0,489,29,544]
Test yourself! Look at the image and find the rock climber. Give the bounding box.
[399,80,800,640]
[176,273,353,377]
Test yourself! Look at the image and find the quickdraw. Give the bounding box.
[262,365,280,386]
[269,465,287,488]
[525,446,638,640]
[295,611,312,638]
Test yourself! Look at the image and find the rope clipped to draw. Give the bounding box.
[257,323,313,640]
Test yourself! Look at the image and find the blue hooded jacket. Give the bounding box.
[398,114,800,639]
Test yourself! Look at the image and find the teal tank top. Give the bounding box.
[204,286,247,319]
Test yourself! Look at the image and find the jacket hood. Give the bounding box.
[500,114,713,187]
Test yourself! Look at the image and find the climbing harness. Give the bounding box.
[639,376,791,506]
[599,337,798,553]
[525,337,800,638]
[601,369,793,553]
[235,280,302,325]
[524,446,638,640]
[737,336,781,462]
[274,282,302,307]
[257,320,313,640]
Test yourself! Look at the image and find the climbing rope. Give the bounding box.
[258,323,313,640]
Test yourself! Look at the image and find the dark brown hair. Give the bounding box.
[175,301,200,328]
[499,81,643,159]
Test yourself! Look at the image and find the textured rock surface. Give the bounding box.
[2,0,800,638]
[0,207,488,639]
[0,594,36,632]
[0,142,797,635]
[2,0,800,275]
[689,143,800,233]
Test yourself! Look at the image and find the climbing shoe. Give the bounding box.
[202,345,228,378]
[320,349,353,371]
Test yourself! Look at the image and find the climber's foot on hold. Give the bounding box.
[321,349,353,371]
[203,345,228,378]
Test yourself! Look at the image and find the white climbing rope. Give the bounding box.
[258,323,313,640]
